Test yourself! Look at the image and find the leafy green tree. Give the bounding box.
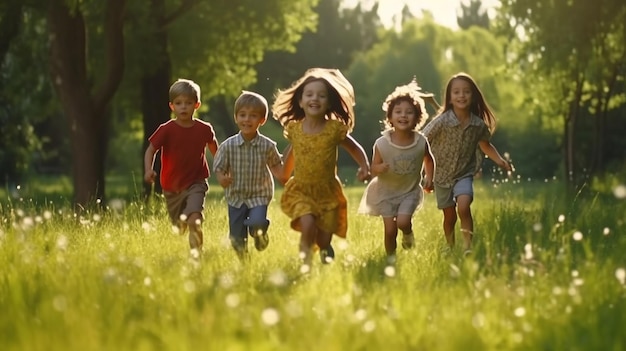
[251,0,381,107]
[120,0,318,195]
[496,0,626,189]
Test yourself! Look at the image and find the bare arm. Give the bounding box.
[207,136,219,158]
[144,143,158,184]
[340,135,371,182]
[478,140,512,171]
[369,145,389,177]
[422,142,435,193]
[280,144,294,182]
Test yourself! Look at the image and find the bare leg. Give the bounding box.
[382,217,398,256]
[442,206,457,248]
[299,214,317,265]
[456,194,474,252]
[396,214,414,249]
[187,212,203,251]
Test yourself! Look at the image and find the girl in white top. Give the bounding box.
[359,79,435,258]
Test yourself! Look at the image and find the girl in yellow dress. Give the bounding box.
[272,68,370,266]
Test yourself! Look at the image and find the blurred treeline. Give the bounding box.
[1,0,624,206]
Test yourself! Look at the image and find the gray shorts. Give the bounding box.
[434,177,473,209]
[163,181,208,224]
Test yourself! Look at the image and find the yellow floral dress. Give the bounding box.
[281,119,349,238]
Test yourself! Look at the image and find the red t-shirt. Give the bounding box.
[148,119,216,192]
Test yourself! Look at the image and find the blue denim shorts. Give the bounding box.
[434,177,473,209]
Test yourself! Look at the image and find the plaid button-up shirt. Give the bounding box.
[213,132,282,208]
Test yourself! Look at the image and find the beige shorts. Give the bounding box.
[163,181,208,225]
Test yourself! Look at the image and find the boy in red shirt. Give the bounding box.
[144,78,219,257]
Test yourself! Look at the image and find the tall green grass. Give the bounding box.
[1,179,625,350]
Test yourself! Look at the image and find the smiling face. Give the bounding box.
[299,80,329,120]
[235,106,266,141]
[169,94,200,123]
[388,99,419,132]
[448,78,473,111]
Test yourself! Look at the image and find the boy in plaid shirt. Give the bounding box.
[213,91,287,260]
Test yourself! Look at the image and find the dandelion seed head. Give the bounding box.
[362,320,376,333]
[571,270,579,277]
[384,265,396,277]
[572,231,583,241]
[183,280,195,293]
[616,268,626,285]
[144,277,152,286]
[354,308,367,321]
[52,295,67,312]
[268,270,287,287]
[92,214,101,222]
[472,313,485,328]
[603,227,611,236]
[225,293,240,308]
[573,278,584,286]
[219,272,236,289]
[141,222,151,232]
[613,184,626,199]
[514,307,526,317]
[189,248,201,260]
[299,264,310,274]
[558,214,565,223]
[532,223,542,232]
[179,214,188,222]
[261,308,280,326]
[552,286,563,295]
[171,225,180,235]
[336,239,349,251]
[56,235,68,251]
[43,210,52,220]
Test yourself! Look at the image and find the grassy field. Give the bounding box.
[1,177,625,350]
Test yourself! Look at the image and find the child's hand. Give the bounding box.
[423,179,434,193]
[357,166,371,182]
[216,172,233,188]
[144,170,156,184]
[371,162,389,175]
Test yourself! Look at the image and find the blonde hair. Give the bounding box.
[169,78,201,102]
[234,90,268,119]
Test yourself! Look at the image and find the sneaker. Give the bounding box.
[401,233,415,249]
[320,245,335,264]
[253,231,269,251]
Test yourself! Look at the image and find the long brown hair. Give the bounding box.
[272,68,356,132]
[441,72,497,133]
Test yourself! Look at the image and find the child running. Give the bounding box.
[144,78,219,257]
[358,78,435,260]
[272,68,370,266]
[213,91,287,260]
[422,72,512,255]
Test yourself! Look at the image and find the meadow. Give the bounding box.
[1,176,625,351]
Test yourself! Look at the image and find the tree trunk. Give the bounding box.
[141,0,172,198]
[47,0,126,208]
